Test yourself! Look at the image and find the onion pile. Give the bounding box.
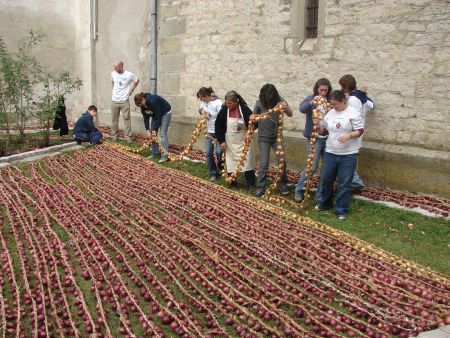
[0,143,448,337]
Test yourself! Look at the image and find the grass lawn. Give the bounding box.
[124,142,450,276]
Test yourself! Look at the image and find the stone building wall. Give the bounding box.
[151,0,450,197]
[158,0,450,152]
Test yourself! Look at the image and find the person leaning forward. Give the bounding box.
[111,60,139,143]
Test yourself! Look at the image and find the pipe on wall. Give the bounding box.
[150,0,157,94]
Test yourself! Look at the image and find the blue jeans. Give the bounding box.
[256,139,287,191]
[295,137,326,201]
[205,133,223,177]
[351,170,364,188]
[74,130,103,144]
[151,113,171,159]
[319,152,358,216]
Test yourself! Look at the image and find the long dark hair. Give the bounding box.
[313,78,332,100]
[259,83,281,110]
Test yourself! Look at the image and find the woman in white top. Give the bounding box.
[197,87,223,181]
[315,90,365,219]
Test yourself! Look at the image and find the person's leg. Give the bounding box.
[335,153,358,217]
[212,133,223,174]
[256,140,271,194]
[122,100,132,142]
[314,137,327,201]
[73,132,89,144]
[159,113,171,160]
[273,140,288,193]
[89,131,103,145]
[295,141,311,199]
[110,101,120,140]
[319,152,338,210]
[205,137,217,177]
[244,170,256,189]
[151,129,161,157]
[351,170,364,189]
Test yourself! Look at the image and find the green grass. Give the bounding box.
[142,151,450,276]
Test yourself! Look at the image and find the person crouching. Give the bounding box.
[73,105,103,145]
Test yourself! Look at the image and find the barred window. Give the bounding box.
[306,0,319,39]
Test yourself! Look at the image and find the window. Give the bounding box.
[306,0,319,39]
[287,0,324,53]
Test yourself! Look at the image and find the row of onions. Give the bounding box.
[0,143,448,337]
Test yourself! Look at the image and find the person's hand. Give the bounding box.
[146,130,152,138]
[338,133,352,144]
[220,142,226,151]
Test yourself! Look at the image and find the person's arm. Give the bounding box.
[280,101,293,117]
[338,111,364,143]
[141,109,150,131]
[347,96,362,114]
[85,115,96,132]
[299,96,313,115]
[129,74,139,96]
[214,108,227,144]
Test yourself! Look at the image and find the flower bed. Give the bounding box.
[0,143,448,337]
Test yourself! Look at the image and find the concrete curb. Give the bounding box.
[418,325,450,337]
[0,142,81,164]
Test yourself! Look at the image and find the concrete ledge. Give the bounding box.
[418,325,450,337]
[96,113,450,198]
[0,142,80,164]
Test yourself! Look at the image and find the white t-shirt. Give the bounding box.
[199,98,223,133]
[111,70,138,102]
[322,106,364,155]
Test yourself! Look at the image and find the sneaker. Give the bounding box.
[337,215,347,220]
[255,189,265,198]
[315,205,332,211]
[158,158,169,163]
[209,175,217,182]
[280,185,289,195]
[147,155,155,159]
[351,186,364,194]
[294,195,304,202]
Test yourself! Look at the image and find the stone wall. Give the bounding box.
[158,0,450,152]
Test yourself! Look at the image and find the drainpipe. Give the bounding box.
[150,0,157,94]
[90,0,98,121]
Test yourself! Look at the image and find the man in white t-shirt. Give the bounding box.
[111,61,139,143]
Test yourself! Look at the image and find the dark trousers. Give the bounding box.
[256,139,287,191]
[229,170,255,188]
[74,131,103,145]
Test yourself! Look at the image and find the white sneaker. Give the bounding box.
[337,215,346,220]
[158,158,169,163]
[147,155,155,159]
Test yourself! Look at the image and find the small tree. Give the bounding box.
[0,30,43,142]
[32,71,82,146]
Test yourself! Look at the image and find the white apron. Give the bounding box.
[225,106,256,172]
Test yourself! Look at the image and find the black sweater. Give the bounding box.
[140,93,172,131]
[214,104,254,144]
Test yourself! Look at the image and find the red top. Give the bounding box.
[229,107,240,118]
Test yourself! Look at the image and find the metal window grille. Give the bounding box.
[306,0,319,38]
